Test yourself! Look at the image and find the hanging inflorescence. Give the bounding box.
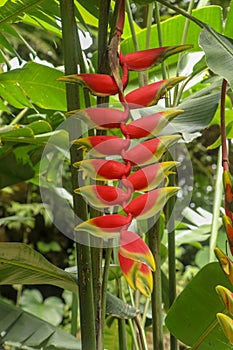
[60,1,191,297]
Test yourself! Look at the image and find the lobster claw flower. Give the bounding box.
[120,45,192,71]
[123,77,185,108]
[75,185,131,208]
[122,134,181,166]
[223,216,233,257]
[118,253,153,297]
[123,187,179,220]
[216,285,233,315]
[68,106,130,130]
[73,136,130,157]
[120,230,155,271]
[217,313,233,345]
[215,248,233,284]
[122,161,179,192]
[73,159,131,180]
[75,214,132,238]
[223,170,233,222]
[120,110,183,139]
[58,68,128,97]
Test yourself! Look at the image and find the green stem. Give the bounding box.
[9,108,29,126]
[221,79,229,170]
[135,315,149,350]
[156,0,204,28]
[146,4,153,49]
[166,172,177,350]
[118,281,128,350]
[71,292,78,336]
[126,0,144,86]
[59,1,96,349]
[148,220,164,350]
[126,0,139,51]
[174,0,195,103]
[154,2,167,84]
[101,247,112,330]
[209,148,223,262]
[98,0,111,74]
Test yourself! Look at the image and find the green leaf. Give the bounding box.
[0,0,45,25]
[199,26,233,90]
[0,62,67,110]
[224,0,233,39]
[166,262,233,349]
[0,146,36,188]
[0,299,81,350]
[20,289,64,326]
[0,242,78,293]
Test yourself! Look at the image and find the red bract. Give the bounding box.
[122,161,179,192]
[123,77,185,107]
[120,45,192,71]
[120,230,155,271]
[223,216,233,256]
[118,253,153,297]
[122,134,181,166]
[223,170,233,222]
[69,106,130,129]
[123,187,179,220]
[75,185,131,208]
[74,159,131,180]
[58,64,128,97]
[73,136,130,157]
[75,214,132,238]
[120,110,183,139]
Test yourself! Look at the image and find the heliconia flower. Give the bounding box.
[73,136,130,157]
[123,77,185,108]
[120,110,183,139]
[119,230,155,271]
[223,170,233,222]
[75,214,132,238]
[73,159,131,180]
[118,253,153,297]
[120,45,192,71]
[123,187,179,220]
[58,64,128,97]
[121,161,179,192]
[74,185,132,208]
[217,313,233,345]
[122,134,181,166]
[68,106,130,130]
[223,216,233,256]
[215,248,233,285]
[216,285,233,316]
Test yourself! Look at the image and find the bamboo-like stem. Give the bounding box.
[148,220,164,350]
[209,147,223,262]
[126,0,139,51]
[59,1,96,349]
[118,281,128,350]
[71,292,78,336]
[154,2,167,85]
[146,3,153,49]
[221,79,229,171]
[166,172,177,350]
[174,0,195,103]
[101,246,113,344]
